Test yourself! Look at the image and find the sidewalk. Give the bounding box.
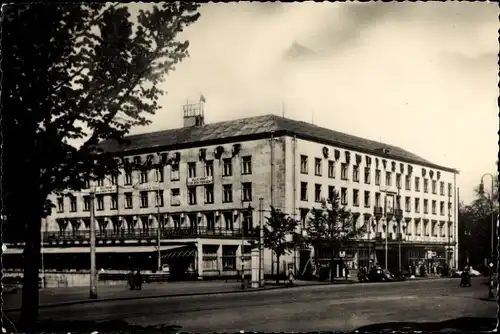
[3,279,343,311]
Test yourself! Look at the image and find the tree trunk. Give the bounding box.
[19,174,42,331]
[276,255,280,284]
[330,247,335,283]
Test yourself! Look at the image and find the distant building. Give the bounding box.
[4,102,458,279]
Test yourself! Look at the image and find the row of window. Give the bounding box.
[56,183,254,213]
[87,157,253,188]
[300,183,453,216]
[301,156,452,196]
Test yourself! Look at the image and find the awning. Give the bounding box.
[162,246,196,258]
[40,245,186,254]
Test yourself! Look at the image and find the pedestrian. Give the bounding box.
[134,269,143,290]
[127,270,135,290]
[344,264,350,280]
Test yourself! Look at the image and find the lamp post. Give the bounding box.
[385,197,394,271]
[479,173,495,267]
[89,189,97,299]
[373,206,384,269]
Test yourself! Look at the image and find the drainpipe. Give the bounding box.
[270,131,274,279]
[292,135,297,276]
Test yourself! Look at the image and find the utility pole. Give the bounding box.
[89,190,97,299]
[259,198,264,287]
[240,199,245,290]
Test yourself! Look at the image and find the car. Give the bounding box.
[455,267,481,277]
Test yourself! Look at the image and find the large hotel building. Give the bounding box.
[5,103,459,280]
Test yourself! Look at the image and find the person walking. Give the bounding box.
[134,269,143,290]
[127,270,135,290]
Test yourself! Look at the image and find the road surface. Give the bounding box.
[4,278,497,332]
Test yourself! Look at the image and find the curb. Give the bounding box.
[2,277,452,312]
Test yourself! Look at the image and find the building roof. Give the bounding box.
[98,114,457,173]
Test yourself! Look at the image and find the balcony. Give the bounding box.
[42,227,255,244]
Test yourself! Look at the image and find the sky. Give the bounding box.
[127,2,499,205]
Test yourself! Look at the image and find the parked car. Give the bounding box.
[455,266,481,277]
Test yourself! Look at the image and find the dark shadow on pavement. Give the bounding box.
[1,317,182,334]
[354,317,497,332]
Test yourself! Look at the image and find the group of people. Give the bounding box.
[127,270,143,290]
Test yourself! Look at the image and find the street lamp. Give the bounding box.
[385,197,394,271]
[479,174,495,266]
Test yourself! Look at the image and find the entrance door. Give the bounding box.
[299,250,311,278]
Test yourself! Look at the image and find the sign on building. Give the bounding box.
[137,183,160,191]
[187,176,213,187]
[339,251,346,258]
[95,186,118,194]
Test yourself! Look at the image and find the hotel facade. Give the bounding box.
[5,107,459,279]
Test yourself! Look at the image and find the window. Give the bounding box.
[424,179,428,193]
[140,170,148,184]
[156,190,164,207]
[341,187,347,205]
[432,200,436,214]
[223,158,232,176]
[405,196,411,212]
[440,182,445,195]
[364,191,370,208]
[171,163,180,181]
[222,246,237,270]
[96,195,104,211]
[405,175,411,191]
[314,158,322,176]
[448,183,452,197]
[125,172,132,185]
[353,189,359,207]
[83,196,90,211]
[140,192,148,208]
[328,160,335,178]
[364,167,371,184]
[84,178,90,189]
[111,174,118,186]
[448,202,452,215]
[375,192,381,207]
[171,188,180,206]
[155,168,164,182]
[69,197,77,212]
[205,160,213,177]
[424,199,428,214]
[353,165,359,182]
[300,155,308,174]
[432,180,437,194]
[242,156,252,175]
[341,163,348,180]
[415,198,420,213]
[396,174,401,189]
[188,162,197,178]
[314,184,322,202]
[97,178,104,187]
[375,170,381,186]
[440,201,445,215]
[329,186,335,202]
[205,185,214,204]
[385,171,392,186]
[223,184,233,203]
[415,177,420,192]
[242,182,252,201]
[188,187,197,205]
[125,192,133,209]
[111,194,118,210]
[223,212,234,230]
[300,182,308,201]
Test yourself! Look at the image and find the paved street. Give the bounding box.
[4,278,497,332]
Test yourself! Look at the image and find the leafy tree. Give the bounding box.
[2,3,200,330]
[251,206,302,284]
[304,190,366,282]
[458,175,499,268]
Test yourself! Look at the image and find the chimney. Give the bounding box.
[182,95,205,128]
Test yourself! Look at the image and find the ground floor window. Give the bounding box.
[202,245,219,271]
[222,245,237,270]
